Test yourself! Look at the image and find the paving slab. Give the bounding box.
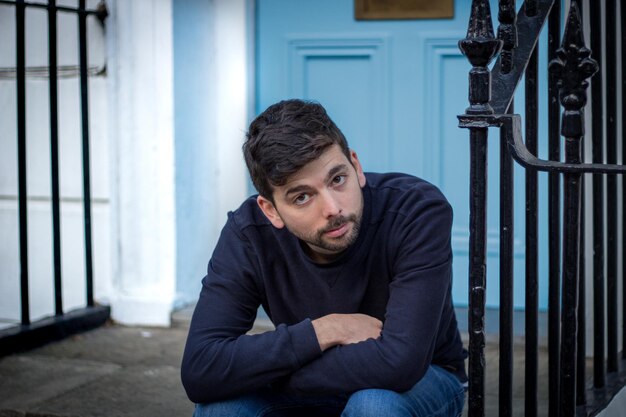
[28,365,193,417]
[32,324,189,368]
[0,355,120,410]
[0,322,193,417]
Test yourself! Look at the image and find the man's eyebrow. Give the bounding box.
[325,164,349,182]
[283,164,350,198]
[284,184,313,198]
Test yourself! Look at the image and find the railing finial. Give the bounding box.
[459,0,503,114]
[549,1,598,140]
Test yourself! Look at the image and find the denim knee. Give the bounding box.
[193,398,262,417]
[342,366,465,417]
[193,401,241,417]
[342,388,408,417]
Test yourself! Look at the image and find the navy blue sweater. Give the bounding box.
[181,173,467,404]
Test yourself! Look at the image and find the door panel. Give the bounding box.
[287,36,390,171]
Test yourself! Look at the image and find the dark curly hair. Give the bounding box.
[243,99,351,201]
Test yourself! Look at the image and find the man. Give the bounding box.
[181,99,467,417]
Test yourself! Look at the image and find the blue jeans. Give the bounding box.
[193,365,465,417]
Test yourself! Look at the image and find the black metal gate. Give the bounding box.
[0,0,110,356]
[459,0,626,416]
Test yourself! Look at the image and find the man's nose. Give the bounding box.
[320,191,341,218]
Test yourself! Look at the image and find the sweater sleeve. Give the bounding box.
[281,196,455,396]
[180,218,322,403]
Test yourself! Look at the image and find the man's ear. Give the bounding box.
[257,196,285,229]
[349,150,367,188]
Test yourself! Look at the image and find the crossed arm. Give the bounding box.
[311,313,382,352]
[181,280,391,403]
[181,254,451,402]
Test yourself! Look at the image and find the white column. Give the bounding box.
[214,0,252,216]
[106,0,176,326]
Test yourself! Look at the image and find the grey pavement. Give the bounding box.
[0,306,549,417]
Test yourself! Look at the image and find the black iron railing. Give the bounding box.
[0,0,110,356]
[459,1,626,416]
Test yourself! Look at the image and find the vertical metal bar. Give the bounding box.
[468,127,489,417]
[48,0,63,316]
[458,3,502,416]
[577,179,586,406]
[525,46,539,417]
[576,2,586,406]
[622,0,626,361]
[551,4,598,415]
[547,1,561,415]
[590,0,606,389]
[78,0,94,306]
[497,3,516,416]
[16,0,30,326]
[499,101,514,417]
[605,0,618,374]
[560,150,582,417]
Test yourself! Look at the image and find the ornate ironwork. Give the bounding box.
[551,3,598,416]
[458,0,626,416]
[458,0,502,115]
[549,4,597,144]
[458,2,501,416]
[490,0,553,114]
[497,0,517,74]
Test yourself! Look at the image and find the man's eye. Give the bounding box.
[332,175,346,185]
[294,194,310,205]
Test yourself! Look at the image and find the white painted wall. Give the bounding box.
[106,0,177,326]
[214,0,251,218]
[0,0,253,327]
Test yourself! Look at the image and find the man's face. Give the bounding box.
[257,144,367,263]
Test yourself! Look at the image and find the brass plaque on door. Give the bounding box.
[355,0,454,20]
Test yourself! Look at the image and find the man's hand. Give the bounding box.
[311,313,382,351]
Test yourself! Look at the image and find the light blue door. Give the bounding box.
[256,0,550,310]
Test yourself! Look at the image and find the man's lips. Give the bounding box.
[324,222,349,238]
